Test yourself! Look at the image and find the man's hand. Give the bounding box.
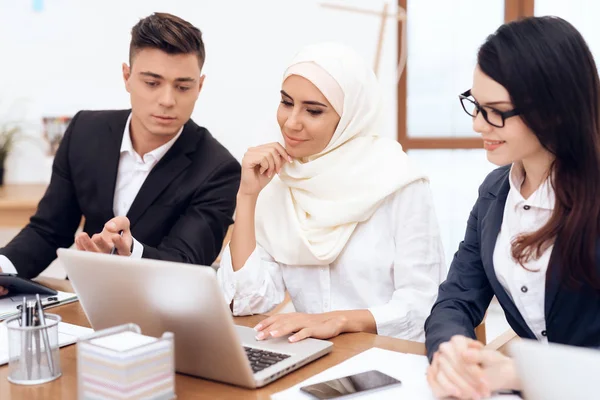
[75,216,133,256]
[0,266,7,296]
[253,312,349,343]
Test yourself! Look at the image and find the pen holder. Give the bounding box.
[77,323,176,400]
[4,313,62,385]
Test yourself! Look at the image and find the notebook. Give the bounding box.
[0,290,78,321]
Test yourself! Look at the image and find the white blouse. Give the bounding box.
[493,163,554,342]
[217,179,446,342]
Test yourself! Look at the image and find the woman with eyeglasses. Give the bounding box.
[425,16,600,399]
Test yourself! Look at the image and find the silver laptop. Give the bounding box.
[510,339,599,400]
[57,248,332,388]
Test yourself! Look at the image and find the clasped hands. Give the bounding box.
[427,335,519,399]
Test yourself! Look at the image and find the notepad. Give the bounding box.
[78,329,175,399]
[89,331,159,352]
[272,347,522,400]
[0,290,78,321]
[0,321,93,366]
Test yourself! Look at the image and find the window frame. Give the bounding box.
[397,0,535,150]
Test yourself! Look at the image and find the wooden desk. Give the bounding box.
[0,184,46,227]
[0,302,426,399]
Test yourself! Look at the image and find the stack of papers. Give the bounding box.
[78,331,175,399]
[0,290,78,321]
[0,321,93,365]
[271,347,522,400]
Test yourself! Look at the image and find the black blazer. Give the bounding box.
[425,165,600,360]
[0,110,241,279]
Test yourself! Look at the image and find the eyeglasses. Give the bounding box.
[459,89,520,128]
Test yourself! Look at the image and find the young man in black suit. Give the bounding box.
[0,13,240,293]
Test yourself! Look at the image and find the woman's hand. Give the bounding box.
[427,335,489,399]
[254,312,349,343]
[238,143,292,196]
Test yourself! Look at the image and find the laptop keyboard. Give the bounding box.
[244,346,291,373]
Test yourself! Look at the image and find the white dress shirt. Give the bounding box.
[493,162,554,342]
[217,180,446,342]
[0,113,182,275]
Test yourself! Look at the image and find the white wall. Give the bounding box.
[5,1,598,267]
[0,0,399,183]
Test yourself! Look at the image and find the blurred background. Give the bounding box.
[0,0,598,340]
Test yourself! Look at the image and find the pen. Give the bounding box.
[492,390,522,396]
[33,302,41,373]
[25,301,33,380]
[19,297,27,327]
[35,293,55,376]
[41,300,60,309]
[17,296,59,312]
[19,297,30,379]
[109,230,124,255]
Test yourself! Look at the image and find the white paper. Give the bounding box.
[0,290,78,321]
[89,331,157,351]
[271,347,521,400]
[0,321,93,365]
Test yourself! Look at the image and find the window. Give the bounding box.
[397,0,534,264]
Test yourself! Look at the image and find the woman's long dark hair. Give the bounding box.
[478,16,600,289]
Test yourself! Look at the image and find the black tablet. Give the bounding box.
[0,273,58,296]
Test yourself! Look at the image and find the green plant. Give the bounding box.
[0,122,21,168]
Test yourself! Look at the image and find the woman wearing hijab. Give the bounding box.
[217,42,445,342]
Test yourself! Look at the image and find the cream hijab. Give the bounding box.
[255,42,426,265]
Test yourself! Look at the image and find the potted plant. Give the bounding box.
[0,122,21,186]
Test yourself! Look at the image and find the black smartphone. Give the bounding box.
[0,273,58,297]
[299,370,401,399]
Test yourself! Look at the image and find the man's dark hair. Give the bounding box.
[129,12,205,67]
